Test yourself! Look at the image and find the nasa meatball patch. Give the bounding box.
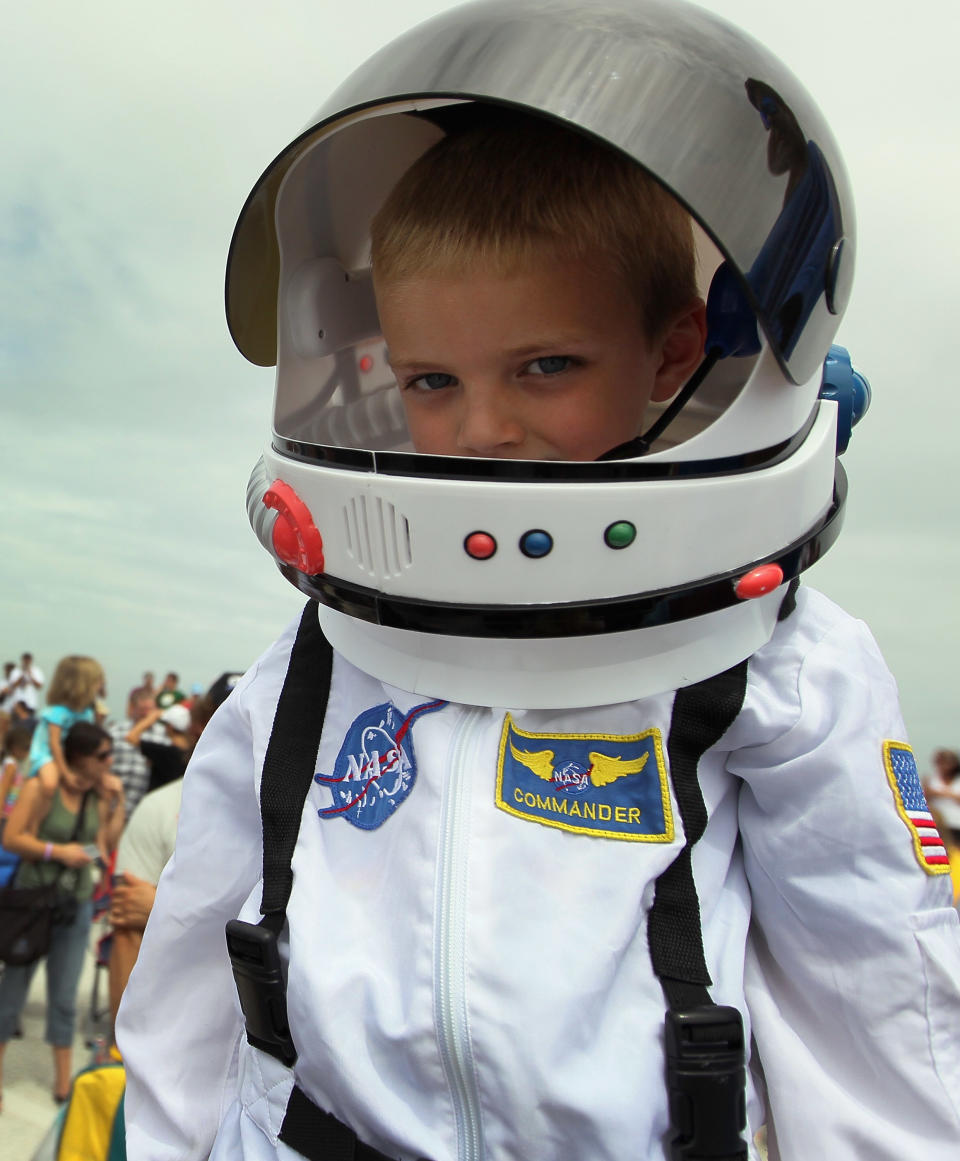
[315,699,446,830]
[883,740,950,875]
[495,714,673,841]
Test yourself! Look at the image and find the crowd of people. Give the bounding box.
[0,654,240,1113]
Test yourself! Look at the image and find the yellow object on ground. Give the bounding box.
[57,1060,125,1161]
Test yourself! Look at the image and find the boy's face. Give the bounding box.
[377,255,704,461]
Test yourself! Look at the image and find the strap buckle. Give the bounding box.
[664,1005,748,1161]
[226,917,297,1066]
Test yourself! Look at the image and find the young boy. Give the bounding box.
[370,118,705,465]
[119,3,960,1159]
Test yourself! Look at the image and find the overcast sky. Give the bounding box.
[2,0,958,764]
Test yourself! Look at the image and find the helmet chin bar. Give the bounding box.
[275,465,845,639]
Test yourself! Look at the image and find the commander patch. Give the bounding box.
[883,740,950,875]
[495,714,673,842]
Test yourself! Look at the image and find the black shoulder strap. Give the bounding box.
[226,602,399,1159]
[648,658,751,1161]
[648,659,749,1008]
[226,601,333,1068]
[260,600,334,918]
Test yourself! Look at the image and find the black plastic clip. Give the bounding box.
[664,1005,748,1161]
[226,916,297,1066]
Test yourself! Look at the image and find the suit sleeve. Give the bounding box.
[118,627,292,1161]
[731,612,960,1158]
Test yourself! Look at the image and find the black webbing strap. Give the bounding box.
[226,602,398,1159]
[261,600,334,917]
[648,659,749,1007]
[280,1085,397,1161]
[648,658,750,1161]
[648,578,795,1004]
[227,600,333,1066]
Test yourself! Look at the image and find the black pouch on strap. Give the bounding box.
[665,1006,747,1161]
[226,913,296,1066]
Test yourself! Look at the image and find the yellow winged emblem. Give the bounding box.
[509,742,556,781]
[509,742,648,786]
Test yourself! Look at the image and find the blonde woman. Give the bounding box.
[27,656,105,798]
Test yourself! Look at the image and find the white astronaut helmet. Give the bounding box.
[230,0,869,708]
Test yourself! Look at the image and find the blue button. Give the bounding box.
[520,530,553,558]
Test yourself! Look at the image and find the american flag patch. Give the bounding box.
[883,740,950,875]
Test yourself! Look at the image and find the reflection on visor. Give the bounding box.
[743,79,845,355]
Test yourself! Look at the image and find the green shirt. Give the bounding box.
[16,787,100,901]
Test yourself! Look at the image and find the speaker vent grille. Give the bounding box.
[343,496,412,579]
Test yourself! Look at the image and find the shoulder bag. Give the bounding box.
[0,790,92,966]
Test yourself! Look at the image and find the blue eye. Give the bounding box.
[528,356,572,376]
[409,372,456,391]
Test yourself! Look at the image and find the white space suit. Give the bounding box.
[119,587,960,1160]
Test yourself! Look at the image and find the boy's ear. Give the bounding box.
[650,299,708,402]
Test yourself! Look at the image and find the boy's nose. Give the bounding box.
[456,386,526,456]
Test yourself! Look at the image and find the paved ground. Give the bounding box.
[1,930,108,1161]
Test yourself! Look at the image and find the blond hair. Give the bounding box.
[370,114,698,340]
[47,655,105,712]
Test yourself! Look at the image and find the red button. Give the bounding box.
[734,564,784,600]
[464,532,497,560]
[262,480,325,575]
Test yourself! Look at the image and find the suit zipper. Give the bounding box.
[434,707,487,1161]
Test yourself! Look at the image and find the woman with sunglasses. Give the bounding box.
[0,720,124,1108]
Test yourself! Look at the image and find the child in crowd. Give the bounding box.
[28,655,105,798]
[119,2,960,1159]
[0,725,32,829]
[0,724,32,886]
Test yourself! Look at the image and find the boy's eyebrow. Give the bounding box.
[503,337,594,357]
[388,335,596,369]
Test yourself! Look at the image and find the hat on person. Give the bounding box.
[161,705,191,733]
[206,672,243,710]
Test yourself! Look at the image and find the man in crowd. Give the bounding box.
[126,672,156,720]
[109,679,234,1019]
[7,653,43,714]
[109,774,184,1023]
[109,690,167,818]
[154,673,184,710]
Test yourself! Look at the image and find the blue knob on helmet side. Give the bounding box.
[819,344,871,453]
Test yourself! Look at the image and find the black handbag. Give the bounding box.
[0,883,58,965]
[0,791,91,966]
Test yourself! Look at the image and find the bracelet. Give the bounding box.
[43,842,54,862]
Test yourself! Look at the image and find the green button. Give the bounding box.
[605,521,636,549]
